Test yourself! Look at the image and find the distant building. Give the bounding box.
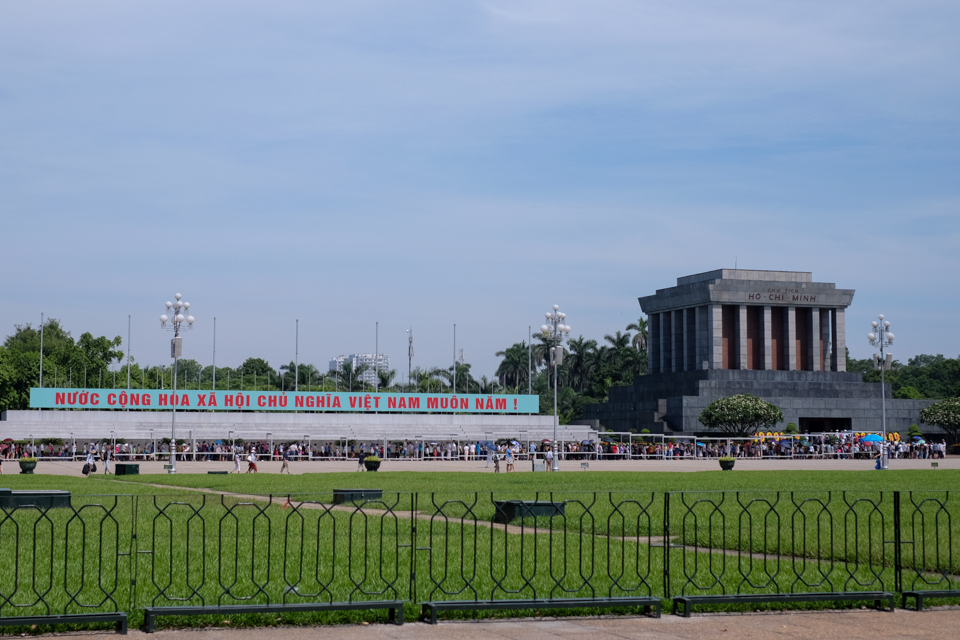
[328,353,390,386]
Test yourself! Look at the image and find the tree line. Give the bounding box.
[3,318,959,421]
[0,319,503,411]
[494,318,649,423]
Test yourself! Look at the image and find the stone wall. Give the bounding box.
[582,370,938,436]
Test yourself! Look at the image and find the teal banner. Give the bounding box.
[29,388,538,413]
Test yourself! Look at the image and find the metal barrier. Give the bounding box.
[135,492,408,630]
[417,491,661,622]
[0,494,131,633]
[899,491,960,610]
[2,490,960,631]
[666,490,898,615]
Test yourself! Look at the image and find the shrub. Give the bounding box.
[698,394,784,437]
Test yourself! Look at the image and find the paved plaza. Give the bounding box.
[19,456,960,475]
[51,608,960,640]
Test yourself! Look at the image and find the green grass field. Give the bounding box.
[1,469,958,631]
[5,467,958,495]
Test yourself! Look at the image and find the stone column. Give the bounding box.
[682,308,690,372]
[738,305,748,370]
[647,315,656,375]
[658,312,667,375]
[708,304,723,370]
[763,305,773,371]
[832,308,846,372]
[811,307,821,371]
[787,306,797,371]
[649,313,659,374]
[670,310,683,371]
[694,306,702,370]
[821,309,832,371]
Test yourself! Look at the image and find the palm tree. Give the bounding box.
[566,335,597,392]
[531,333,551,370]
[409,366,429,392]
[427,367,448,393]
[477,375,501,394]
[329,360,371,392]
[377,368,397,391]
[495,343,528,391]
[602,331,632,370]
[448,362,474,393]
[279,361,321,389]
[626,317,648,352]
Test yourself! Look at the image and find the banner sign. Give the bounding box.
[29,388,538,414]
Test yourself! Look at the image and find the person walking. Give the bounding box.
[280,446,292,474]
[246,450,258,473]
[233,450,242,473]
[357,450,367,472]
[103,450,112,474]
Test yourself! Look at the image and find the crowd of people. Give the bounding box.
[0,433,949,473]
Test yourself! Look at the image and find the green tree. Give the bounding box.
[626,317,649,352]
[894,385,924,399]
[921,399,960,438]
[1,320,122,410]
[699,394,784,437]
[328,359,371,392]
[495,343,529,392]
[566,336,597,392]
[238,357,274,378]
[446,362,473,393]
[377,368,397,391]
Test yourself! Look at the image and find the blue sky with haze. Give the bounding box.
[2,1,958,379]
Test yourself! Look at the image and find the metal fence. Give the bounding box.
[1,490,959,632]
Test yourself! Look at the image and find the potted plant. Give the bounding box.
[718,456,735,471]
[363,455,382,472]
[18,457,38,474]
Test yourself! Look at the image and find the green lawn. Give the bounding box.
[2,469,959,631]
[3,467,952,495]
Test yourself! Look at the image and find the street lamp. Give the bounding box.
[540,304,571,472]
[160,292,195,474]
[868,314,895,470]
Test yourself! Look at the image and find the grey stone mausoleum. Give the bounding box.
[583,269,935,435]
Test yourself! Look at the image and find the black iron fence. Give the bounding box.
[1,490,959,633]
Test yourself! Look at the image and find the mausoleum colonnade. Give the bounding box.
[648,304,847,374]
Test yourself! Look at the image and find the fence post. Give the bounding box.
[410,492,418,605]
[130,494,139,611]
[663,492,670,599]
[893,491,902,595]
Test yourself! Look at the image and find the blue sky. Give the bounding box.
[2,1,958,378]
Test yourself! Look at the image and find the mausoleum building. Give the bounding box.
[583,269,935,435]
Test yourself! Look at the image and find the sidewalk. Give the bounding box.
[57,608,960,640]
[29,457,960,475]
